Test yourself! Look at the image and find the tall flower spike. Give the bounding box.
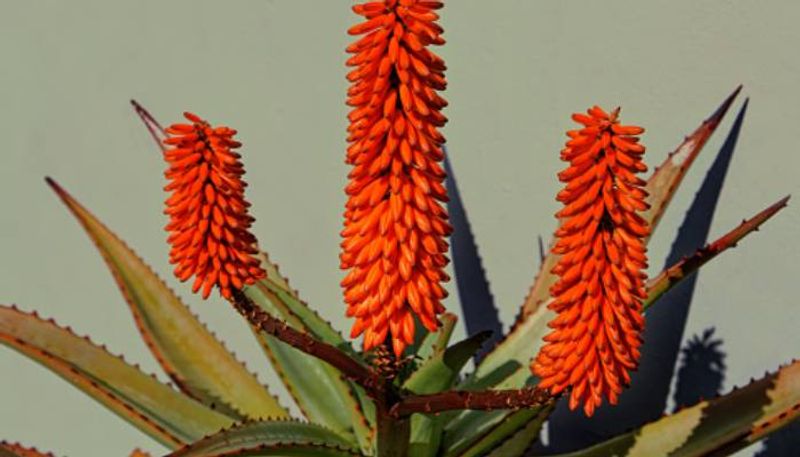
[531,106,650,417]
[342,0,451,357]
[163,112,266,299]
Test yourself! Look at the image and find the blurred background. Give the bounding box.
[1,1,798,455]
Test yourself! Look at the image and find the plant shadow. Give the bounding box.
[444,151,503,359]
[533,100,749,453]
[672,327,726,412]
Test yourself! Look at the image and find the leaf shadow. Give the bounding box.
[444,150,503,360]
[535,99,749,452]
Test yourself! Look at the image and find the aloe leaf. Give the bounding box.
[553,360,800,457]
[0,306,233,448]
[0,442,55,457]
[244,282,373,452]
[45,177,289,421]
[413,312,458,364]
[168,421,361,457]
[253,253,360,358]
[440,407,548,457]
[404,331,491,457]
[130,99,167,153]
[405,330,492,395]
[645,195,789,309]
[255,252,377,443]
[463,196,788,390]
[483,407,551,457]
[446,197,787,450]
[443,407,551,457]
[518,86,742,318]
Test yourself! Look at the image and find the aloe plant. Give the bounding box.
[2,2,798,457]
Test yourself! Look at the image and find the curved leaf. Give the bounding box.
[447,197,787,451]
[644,195,789,309]
[46,177,289,421]
[254,253,360,358]
[413,312,457,363]
[0,442,55,457]
[519,86,742,317]
[404,331,491,457]
[484,408,550,457]
[470,196,788,392]
[554,359,800,457]
[405,331,492,395]
[168,421,361,457]
[244,282,373,452]
[0,306,233,448]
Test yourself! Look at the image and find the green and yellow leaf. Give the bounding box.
[244,281,373,452]
[167,420,361,457]
[46,177,289,421]
[554,360,800,457]
[413,313,457,363]
[0,306,233,448]
[0,441,55,457]
[404,330,491,457]
[447,195,787,454]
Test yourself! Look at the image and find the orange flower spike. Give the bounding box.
[531,106,650,417]
[162,112,266,300]
[343,0,451,357]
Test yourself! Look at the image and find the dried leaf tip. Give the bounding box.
[162,112,266,300]
[531,106,650,417]
[342,0,450,357]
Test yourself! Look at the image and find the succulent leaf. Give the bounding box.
[404,330,491,457]
[0,441,55,457]
[0,306,233,448]
[244,282,372,452]
[518,87,742,318]
[254,252,378,442]
[441,407,549,457]
[413,312,458,364]
[483,408,551,457]
[45,177,289,421]
[167,420,361,457]
[447,195,786,453]
[552,360,800,457]
[644,195,789,310]
[404,331,492,395]
[254,253,361,358]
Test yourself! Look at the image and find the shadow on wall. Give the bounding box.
[533,99,748,452]
[446,97,793,455]
[672,327,726,412]
[444,151,503,360]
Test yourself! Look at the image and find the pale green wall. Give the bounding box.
[1,1,799,456]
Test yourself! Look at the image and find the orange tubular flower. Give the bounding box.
[531,106,650,417]
[163,112,266,300]
[341,0,451,357]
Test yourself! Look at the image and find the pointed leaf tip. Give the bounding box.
[130,99,167,151]
[44,178,290,421]
[0,305,234,448]
[706,85,742,126]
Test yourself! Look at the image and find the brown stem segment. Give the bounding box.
[229,289,383,397]
[390,387,554,418]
